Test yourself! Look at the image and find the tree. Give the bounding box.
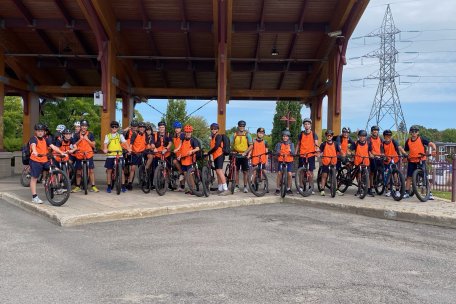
[163,99,187,129]
[441,129,456,143]
[3,96,23,151]
[414,125,441,142]
[270,101,303,148]
[186,115,210,150]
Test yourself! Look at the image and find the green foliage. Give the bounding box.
[441,129,456,143]
[186,115,210,150]
[133,109,144,123]
[271,101,303,147]
[225,126,238,138]
[4,137,22,152]
[3,96,23,139]
[163,99,187,129]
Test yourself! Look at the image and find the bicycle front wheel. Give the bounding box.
[154,165,168,196]
[412,168,430,202]
[358,167,369,199]
[115,162,122,195]
[295,167,312,197]
[82,162,88,195]
[280,167,287,198]
[374,168,385,195]
[316,167,324,192]
[337,166,350,193]
[329,167,337,198]
[45,169,71,206]
[187,167,204,197]
[390,169,405,201]
[248,166,268,197]
[202,166,211,197]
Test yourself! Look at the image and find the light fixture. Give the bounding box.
[327,30,342,38]
[61,81,72,89]
[271,34,279,56]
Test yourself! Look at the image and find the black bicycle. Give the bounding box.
[187,161,204,197]
[337,155,370,199]
[380,154,406,201]
[411,153,432,202]
[295,152,316,197]
[153,152,172,196]
[202,154,217,197]
[38,154,71,206]
[317,155,338,197]
[247,153,269,197]
[107,150,124,195]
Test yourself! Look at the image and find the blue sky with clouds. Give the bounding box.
[119,0,456,133]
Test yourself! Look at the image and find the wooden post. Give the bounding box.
[216,0,228,133]
[327,49,342,135]
[100,41,116,142]
[122,94,134,129]
[0,53,4,150]
[22,92,40,144]
[311,96,323,141]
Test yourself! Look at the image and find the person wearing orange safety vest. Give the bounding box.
[319,130,344,196]
[367,125,384,197]
[171,121,186,191]
[381,129,407,198]
[295,117,319,193]
[274,130,295,196]
[205,123,230,196]
[127,121,147,190]
[350,130,374,197]
[335,126,354,170]
[177,125,201,194]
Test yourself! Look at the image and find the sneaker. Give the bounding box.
[177,187,185,192]
[71,186,81,193]
[32,196,44,204]
[354,190,360,197]
[234,186,241,193]
[286,189,293,195]
[275,189,280,195]
[55,189,66,195]
[429,192,435,200]
[385,190,391,197]
[336,190,344,196]
[403,193,410,199]
[298,187,303,194]
[106,186,112,193]
[121,186,127,193]
[178,174,185,182]
[219,190,231,196]
[90,186,99,193]
[320,190,325,196]
[243,186,248,193]
[367,189,375,197]
[127,182,133,190]
[395,191,400,197]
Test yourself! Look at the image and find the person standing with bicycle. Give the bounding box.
[229,120,253,193]
[127,122,147,190]
[403,125,436,199]
[103,121,131,193]
[335,127,354,170]
[295,118,319,194]
[205,123,230,196]
[381,129,407,197]
[350,130,373,197]
[367,126,384,197]
[71,120,98,193]
[172,121,186,191]
[29,123,66,204]
[177,125,201,194]
[274,130,295,195]
[319,130,344,196]
[246,127,269,168]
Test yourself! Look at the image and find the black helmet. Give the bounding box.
[383,129,393,136]
[342,127,351,133]
[371,125,380,132]
[110,121,119,128]
[34,123,46,131]
[238,120,246,127]
[80,119,89,127]
[157,121,166,127]
[138,122,146,128]
[130,120,139,127]
[257,127,265,133]
[325,130,334,136]
[409,125,419,132]
[62,128,72,134]
[358,130,367,137]
[145,123,152,131]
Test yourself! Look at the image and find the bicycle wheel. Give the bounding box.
[280,166,287,198]
[82,162,88,195]
[337,166,350,193]
[374,169,385,195]
[202,166,211,197]
[187,167,204,197]
[229,167,236,194]
[141,167,151,194]
[358,167,369,199]
[116,161,122,195]
[138,164,145,186]
[317,167,324,192]
[248,166,268,197]
[390,169,405,201]
[329,167,337,198]
[45,169,71,206]
[154,164,168,196]
[412,168,430,202]
[20,166,31,187]
[295,167,312,197]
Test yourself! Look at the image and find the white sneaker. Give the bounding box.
[395,191,401,197]
[32,196,44,204]
[320,190,325,196]
[243,186,248,193]
[234,186,240,193]
[403,193,410,199]
[429,193,435,200]
[385,191,391,197]
[336,190,344,196]
[178,174,185,182]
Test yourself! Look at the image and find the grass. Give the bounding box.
[433,191,452,201]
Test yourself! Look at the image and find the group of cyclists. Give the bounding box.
[27,115,437,204]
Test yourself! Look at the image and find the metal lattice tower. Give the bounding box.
[365,5,407,141]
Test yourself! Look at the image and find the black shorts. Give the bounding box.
[104,157,124,170]
[131,153,145,166]
[370,158,384,172]
[213,155,224,170]
[29,159,50,178]
[235,156,249,172]
[407,161,425,178]
[299,156,315,171]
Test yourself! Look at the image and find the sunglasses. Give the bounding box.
[111,126,119,128]
[410,131,418,133]
[210,128,218,131]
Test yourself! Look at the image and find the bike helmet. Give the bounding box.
[371,125,380,132]
[257,127,265,133]
[282,130,291,136]
[325,129,334,136]
[409,125,419,132]
[34,123,46,131]
[145,123,152,131]
[342,127,351,133]
[303,118,312,124]
[358,130,367,137]
[184,125,193,132]
[80,119,89,127]
[55,124,66,132]
[138,121,146,128]
[173,121,182,129]
[157,121,166,127]
[238,120,246,127]
[62,128,72,134]
[74,121,80,127]
[383,129,393,136]
[210,123,219,130]
[130,120,139,127]
[110,121,119,128]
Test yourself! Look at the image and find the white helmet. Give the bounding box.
[56,124,66,132]
[74,121,81,127]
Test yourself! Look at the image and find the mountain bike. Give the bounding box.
[107,150,124,195]
[201,154,217,197]
[411,153,432,202]
[317,155,338,197]
[337,155,370,199]
[224,152,243,194]
[380,154,406,201]
[153,152,172,196]
[187,161,204,197]
[295,152,316,197]
[247,152,269,197]
[37,154,71,206]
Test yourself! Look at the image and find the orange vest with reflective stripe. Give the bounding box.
[30,137,49,163]
[322,142,337,166]
[180,138,195,166]
[407,137,426,162]
[354,142,370,166]
[299,131,316,156]
[132,133,146,153]
[370,136,382,156]
[383,141,399,164]
[210,135,223,160]
[278,143,293,162]
[251,139,267,166]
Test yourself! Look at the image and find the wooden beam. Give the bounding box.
[36,85,99,95]
[231,89,312,98]
[250,0,266,90]
[0,53,4,150]
[0,76,30,91]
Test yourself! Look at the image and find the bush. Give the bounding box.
[4,137,22,152]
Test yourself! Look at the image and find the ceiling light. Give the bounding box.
[271,47,279,56]
[61,81,72,89]
[327,30,342,38]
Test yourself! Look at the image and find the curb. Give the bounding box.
[285,196,456,229]
[0,192,281,227]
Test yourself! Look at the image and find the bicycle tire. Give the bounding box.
[330,167,337,198]
[390,169,405,201]
[412,168,430,202]
[295,167,312,197]
[187,167,204,197]
[280,166,287,198]
[154,164,168,196]
[116,161,122,195]
[248,166,268,197]
[202,166,211,197]
[82,162,88,195]
[138,164,145,187]
[374,168,385,195]
[45,168,71,206]
[141,167,151,194]
[358,167,368,199]
[229,166,236,194]
[336,166,350,193]
[317,167,324,192]
[20,166,31,187]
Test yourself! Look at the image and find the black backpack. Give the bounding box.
[221,134,231,156]
[21,141,31,165]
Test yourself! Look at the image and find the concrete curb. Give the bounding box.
[285,196,456,229]
[0,192,281,227]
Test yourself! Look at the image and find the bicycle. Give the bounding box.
[247,152,269,197]
[153,152,173,196]
[107,150,124,195]
[295,152,316,197]
[317,155,338,198]
[54,153,75,187]
[224,152,243,194]
[337,155,370,199]
[371,155,386,195]
[37,154,71,206]
[273,152,294,198]
[187,161,204,197]
[201,154,217,197]
[379,154,406,201]
[410,152,432,202]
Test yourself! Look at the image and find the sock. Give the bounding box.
[32,194,37,198]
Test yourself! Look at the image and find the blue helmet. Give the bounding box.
[210,123,219,130]
[173,121,182,129]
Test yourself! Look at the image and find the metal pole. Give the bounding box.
[452,156,456,203]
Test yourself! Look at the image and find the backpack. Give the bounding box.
[192,137,204,160]
[221,134,231,156]
[21,141,31,165]
[233,131,249,152]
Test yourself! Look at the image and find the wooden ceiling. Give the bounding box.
[0,0,368,100]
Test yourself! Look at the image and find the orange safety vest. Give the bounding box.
[173,133,183,157]
[322,142,337,166]
[210,134,223,160]
[383,141,399,164]
[407,136,426,163]
[251,139,267,166]
[74,131,94,160]
[278,142,293,163]
[154,133,171,157]
[30,136,49,163]
[53,140,71,162]
[131,132,146,153]
[354,142,370,166]
[180,138,196,166]
[299,131,316,156]
[369,136,382,156]
[340,137,350,155]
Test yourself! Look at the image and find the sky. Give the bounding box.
[119,0,456,133]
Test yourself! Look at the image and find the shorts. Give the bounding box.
[104,157,124,170]
[299,156,315,171]
[213,155,224,170]
[74,157,95,170]
[29,159,50,178]
[407,161,425,178]
[235,156,249,172]
[319,165,332,174]
[181,164,193,172]
[278,162,293,172]
[131,153,145,166]
[370,158,384,172]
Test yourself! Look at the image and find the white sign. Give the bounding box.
[94,91,103,106]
